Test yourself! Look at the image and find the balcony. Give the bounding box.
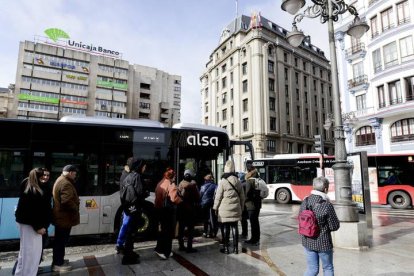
[347,75,369,93]
[345,43,366,62]
[368,0,380,6]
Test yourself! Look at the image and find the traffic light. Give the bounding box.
[314,134,324,154]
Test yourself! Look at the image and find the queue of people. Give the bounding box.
[13,158,339,275]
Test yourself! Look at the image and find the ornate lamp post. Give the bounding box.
[281,0,369,222]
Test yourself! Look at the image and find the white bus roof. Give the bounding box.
[172,122,228,134]
[271,153,328,159]
[59,115,165,128]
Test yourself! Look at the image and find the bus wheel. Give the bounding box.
[276,188,291,204]
[388,191,411,209]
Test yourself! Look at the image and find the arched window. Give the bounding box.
[391,118,414,142]
[355,126,376,146]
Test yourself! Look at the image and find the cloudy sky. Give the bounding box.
[0,0,329,123]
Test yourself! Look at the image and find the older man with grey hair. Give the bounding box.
[299,177,340,276]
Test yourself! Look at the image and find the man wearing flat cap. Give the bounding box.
[51,165,80,272]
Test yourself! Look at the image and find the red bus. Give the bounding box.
[252,153,414,209]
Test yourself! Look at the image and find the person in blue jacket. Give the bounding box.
[200,170,217,238]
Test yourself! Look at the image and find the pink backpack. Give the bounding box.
[298,198,319,238]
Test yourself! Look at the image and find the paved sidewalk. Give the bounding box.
[1,207,414,275]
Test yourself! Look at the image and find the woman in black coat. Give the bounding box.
[14,168,52,276]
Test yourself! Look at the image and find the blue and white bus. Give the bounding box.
[0,116,253,242]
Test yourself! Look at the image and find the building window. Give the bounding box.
[269,78,275,91]
[298,144,304,153]
[205,102,208,112]
[268,60,274,72]
[305,108,309,120]
[297,106,300,117]
[216,68,219,77]
[222,92,227,104]
[269,97,275,111]
[270,117,276,131]
[381,7,394,32]
[222,109,227,121]
[231,123,234,135]
[268,47,273,55]
[356,94,367,110]
[305,92,308,103]
[243,99,248,112]
[242,62,248,75]
[221,77,227,89]
[372,48,382,73]
[377,85,386,108]
[267,140,276,152]
[205,88,208,98]
[353,61,364,78]
[304,76,308,87]
[231,106,234,117]
[400,36,414,61]
[391,118,414,142]
[294,57,298,67]
[286,102,290,115]
[287,121,290,134]
[356,126,376,146]
[371,16,379,38]
[303,61,307,71]
[397,1,410,25]
[230,88,233,100]
[221,63,227,72]
[315,111,319,122]
[295,72,299,85]
[383,42,398,67]
[216,112,219,123]
[298,123,301,136]
[296,89,299,101]
[243,118,249,131]
[230,57,233,66]
[389,80,402,105]
[284,67,289,80]
[287,142,293,153]
[284,52,288,62]
[230,72,234,84]
[405,76,414,101]
[242,80,248,93]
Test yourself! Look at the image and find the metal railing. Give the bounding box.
[347,75,368,88]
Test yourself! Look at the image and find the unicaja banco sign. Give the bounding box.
[44,28,120,57]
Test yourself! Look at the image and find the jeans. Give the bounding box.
[304,247,334,276]
[53,226,71,266]
[117,212,131,247]
[248,209,260,242]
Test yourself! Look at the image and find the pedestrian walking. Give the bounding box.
[200,170,217,238]
[119,158,147,265]
[213,160,245,254]
[154,168,182,260]
[51,165,80,272]
[115,157,134,254]
[14,168,52,276]
[300,177,340,276]
[177,169,200,253]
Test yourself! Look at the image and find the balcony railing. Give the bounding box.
[398,17,410,25]
[345,43,365,58]
[368,0,380,6]
[348,75,368,89]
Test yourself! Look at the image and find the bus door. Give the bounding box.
[49,152,102,236]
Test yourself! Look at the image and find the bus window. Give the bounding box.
[295,166,316,185]
[0,151,26,197]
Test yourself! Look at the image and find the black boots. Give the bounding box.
[220,246,230,254]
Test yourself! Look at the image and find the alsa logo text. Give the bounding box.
[187,134,218,147]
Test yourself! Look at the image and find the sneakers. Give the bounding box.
[122,255,140,265]
[154,251,167,260]
[52,264,72,272]
[168,252,174,258]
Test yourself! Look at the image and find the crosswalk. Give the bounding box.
[372,208,414,219]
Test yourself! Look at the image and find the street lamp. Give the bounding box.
[281,0,369,222]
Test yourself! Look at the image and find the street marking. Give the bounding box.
[242,247,286,276]
[172,252,209,276]
[83,255,105,276]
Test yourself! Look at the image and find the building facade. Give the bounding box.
[334,0,414,153]
[201,15,333,170]
[0,86,14,118]
[9,40,181,125]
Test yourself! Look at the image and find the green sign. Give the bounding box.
[97,80,128,90]
[44,28,70,42]
[19,93,59,104]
